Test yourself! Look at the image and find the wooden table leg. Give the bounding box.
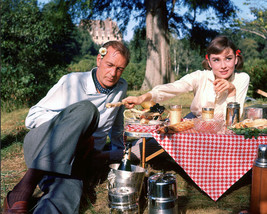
[146,149,165,162]
[142,137,146,168]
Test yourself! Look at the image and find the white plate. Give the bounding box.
[125,119,164,126]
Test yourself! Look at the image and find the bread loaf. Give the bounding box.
[156,120,194,134]
[232,119,267,129]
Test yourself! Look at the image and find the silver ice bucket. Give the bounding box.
[108,164,146,214]
[148,173,178,214]
[109,187,139,213]
[109,203,139,214]
[108,163,146,198]
[109,187,138,206]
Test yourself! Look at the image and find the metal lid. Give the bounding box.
[148,173,177,199]
[254,144,267,168]
[148,173,176,184]
[227,102,240,108]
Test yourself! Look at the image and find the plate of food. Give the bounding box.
[124,102,169,125]
[230,119,267,139]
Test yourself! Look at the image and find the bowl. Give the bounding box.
[194,118,224,134]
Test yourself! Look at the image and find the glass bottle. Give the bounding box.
[118,143,132,171]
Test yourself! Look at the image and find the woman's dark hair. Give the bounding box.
[102,41,131,65]
[202,35,244,71]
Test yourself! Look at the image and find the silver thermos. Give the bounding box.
[148,173,178,214]
[250,144,267,214]
[226,102,240,127]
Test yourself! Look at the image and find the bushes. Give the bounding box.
[1,64,35,112]
[1,64,70,112]
[121,62,146,90]
[68,55,97,72]
[243,59,267,98]
[1,0,79,111]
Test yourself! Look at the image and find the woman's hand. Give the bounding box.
[213,79,236,97]
[123,96,141,109]
[123,93,152,109]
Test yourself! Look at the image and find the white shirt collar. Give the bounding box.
[86,68,98,94]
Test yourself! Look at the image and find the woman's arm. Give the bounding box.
[123,71,201,108]
[123,92,152,109]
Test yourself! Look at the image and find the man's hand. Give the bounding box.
[213,79,236,97]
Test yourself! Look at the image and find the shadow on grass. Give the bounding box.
[1,129,29,149]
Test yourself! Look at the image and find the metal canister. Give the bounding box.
[147,173,178,214]
[250,144,267,214]
[226,102,240,127]
[202,107,214,120]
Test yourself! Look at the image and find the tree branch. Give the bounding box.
[240,28,266,39]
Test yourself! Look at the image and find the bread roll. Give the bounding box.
[141,101,156,109]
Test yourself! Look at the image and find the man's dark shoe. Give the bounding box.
[2,192,28,214]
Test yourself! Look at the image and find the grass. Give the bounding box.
[1,93,266,213]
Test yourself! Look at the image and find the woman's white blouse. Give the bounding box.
[149,70,250,119]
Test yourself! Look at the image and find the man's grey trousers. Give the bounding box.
[23,100,100,214]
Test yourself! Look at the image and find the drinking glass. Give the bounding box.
[169,105,182,125]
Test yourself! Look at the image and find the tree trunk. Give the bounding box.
[141,0,174,90]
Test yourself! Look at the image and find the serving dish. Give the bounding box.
[194,118,224,134]
[124,105,169,126]
[125,119,165,126]
[230,119,267,139]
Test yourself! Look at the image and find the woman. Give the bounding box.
[123,35,250,120]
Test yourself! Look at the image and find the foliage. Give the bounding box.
[243,58,267,98]
[1,0,78,110]
[170,37,203,76]
[1,64,35,112]
[232,4,267,61]
[72,28,100,62]
[128,28,147,63]
[238,38,260,60]
[230,127,266,139]
[68,55,97,72]
[235,6,267,40]
[121,62,146,90]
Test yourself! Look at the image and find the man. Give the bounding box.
[3,41,130,214]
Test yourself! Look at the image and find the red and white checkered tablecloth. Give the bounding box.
[125,124,267,201]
